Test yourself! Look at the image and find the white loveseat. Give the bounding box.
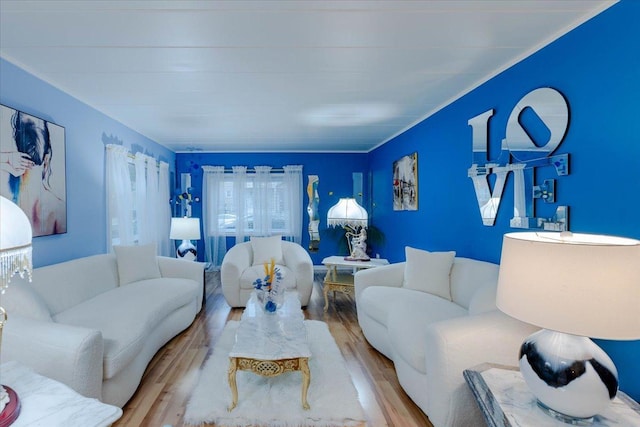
[354,248,538,427]
[0,246,204,408]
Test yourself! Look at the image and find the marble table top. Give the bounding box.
[230,291,310,360]
[464,363,640,427]
[0,361,122,427]
[322,256,389,269]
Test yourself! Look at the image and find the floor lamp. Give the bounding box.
[0,196,34,426]
[496,231,640,423]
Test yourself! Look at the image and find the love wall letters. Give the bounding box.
[468,87,570,231]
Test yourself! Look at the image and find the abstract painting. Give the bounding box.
[393,152,418,211]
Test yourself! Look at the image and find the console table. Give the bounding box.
[463,363,640,427]
[0,361,122,427]
[321,256,389,312]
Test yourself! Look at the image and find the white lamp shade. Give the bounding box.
[170,217,201,241]
[327,198,368,229]
[496,231,640,340]
[0,196,33,288]
[0,196,32,250]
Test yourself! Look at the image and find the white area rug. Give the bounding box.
[185,320,366,427]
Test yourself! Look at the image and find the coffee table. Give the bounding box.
[228,292,311,411]
[322,256,389,312]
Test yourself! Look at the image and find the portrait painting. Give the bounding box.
[0,104,67,236]
[393,152,418,211]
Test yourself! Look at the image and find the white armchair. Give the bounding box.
[221,239,314,307]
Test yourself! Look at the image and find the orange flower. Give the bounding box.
[263,258,276,289]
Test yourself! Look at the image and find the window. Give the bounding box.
[216,173,291,236]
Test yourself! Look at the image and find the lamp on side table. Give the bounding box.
[496,231,640,424]
[0,196,34,426]
[327,197,369,261]
[170,216,201,261]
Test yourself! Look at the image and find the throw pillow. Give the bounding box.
[403,246,456,301]
[250,235,284,266]
[113,243,161,285]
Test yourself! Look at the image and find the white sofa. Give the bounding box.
[0,248,204,408]
[221,238,313,307]
[354,251,538,427]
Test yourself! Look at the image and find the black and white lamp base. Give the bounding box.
[176,239,197,261]
[519,329,618,423]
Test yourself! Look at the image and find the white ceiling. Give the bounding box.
[0,1,616,153]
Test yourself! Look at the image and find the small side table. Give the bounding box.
[463,363,640,427]
[0,361,122,427]
[321,256,389,312]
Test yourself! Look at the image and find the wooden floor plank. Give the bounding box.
[112,272,434,427]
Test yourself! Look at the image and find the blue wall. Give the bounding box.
[0,58,175,267]
[368,0,640,401]
[176,152,368,265]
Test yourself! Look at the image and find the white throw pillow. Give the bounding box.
[403,246,456,301]
[250,235,284,266]
[113,244,161,285]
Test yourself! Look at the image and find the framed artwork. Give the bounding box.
[393,152,418,211]
[0,104,67,236]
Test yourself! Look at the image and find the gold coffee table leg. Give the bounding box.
[300,357,311,410]
[227,357,238,411]
[323,283,331,312]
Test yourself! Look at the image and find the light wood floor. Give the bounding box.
[113,272,434,427]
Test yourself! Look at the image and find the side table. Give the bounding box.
[0,361,122,427]
[321,256,389,312]
[463,363,640,427]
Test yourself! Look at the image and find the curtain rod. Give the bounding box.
[223,168,285,172]
[202,165,303,173]
[106,144,166,167]
[126,152,166,167]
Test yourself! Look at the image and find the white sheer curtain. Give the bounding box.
[253,166,273,236]
[202,166,226,268]
[232,166,248,243]
[106,146,171,253]
[201,164,304,264]
[146,158,160,248]
[137,154,171,254]
[106,144,134,247]
[283,165,303,244]
[134,153,152,244]
[158,162,172,256]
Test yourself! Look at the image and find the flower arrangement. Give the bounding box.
[253,258,283,312]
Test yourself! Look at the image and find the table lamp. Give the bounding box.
[327,197,369,261]
[496,231,640,423]
[170,217,201,261]
[0,196,34,425]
